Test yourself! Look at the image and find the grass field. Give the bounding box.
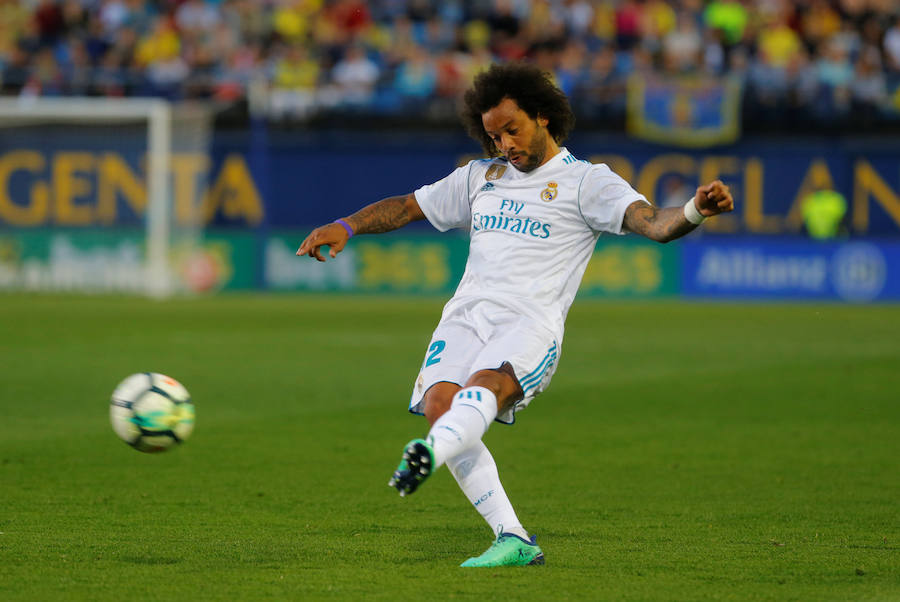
[1,294,898,601]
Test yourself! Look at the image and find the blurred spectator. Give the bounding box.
[421,17,455,53]
[575,44,625,121]
[785,47,820,124]
[182,39,218,98]
[615,0,643,50]
[61,37,94,96]
[83,15,112,64]
[703,0,748,48]
[433,49,467,100]
[756,9,801,70]
[642,0,677,53]
[564,0,594,40]
[136,17,187,99]
[225,0,271,45]
[489,0,526,61]
[800,0,842,51]
[175,0,220,36]
[135,17,180,69]
[851,47,889,117]
[488,0,521,40]
[801,186,847,240]
[748,45,788,116]
[34,0,65,47]
[325,45,379,108]
[60,0,89,37]
[884,16,900,74]
[16,16,43,55]
[557,41,587,97]
[144,51,189,99]
[326,0,372,43]
[214,42,261,102]
[815,37,854,118]
[24,47,65,96]
[392,44,437,107]
[93,49,128,96]
[590,1,617,47]
[99,0,130,36]
[463,45,495,85]
[269,44,320,120]
[0,0,25,48]
[702,26,726,75]
[662,11,702,73]
[1,46,31,94]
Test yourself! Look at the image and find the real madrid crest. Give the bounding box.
[540,181,558,202]
[485,165,507,181]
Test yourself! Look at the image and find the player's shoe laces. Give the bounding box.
[387,438,434,497]
[459,531,545,567]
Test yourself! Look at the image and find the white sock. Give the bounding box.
[446,441,528,538]
[426,386,498,469]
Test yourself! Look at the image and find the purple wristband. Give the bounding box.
[334,219,354,238]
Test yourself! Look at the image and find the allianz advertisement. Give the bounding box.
[681,239,900,302]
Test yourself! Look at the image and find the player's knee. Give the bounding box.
[423,382,458,425]
[465,367,522,409]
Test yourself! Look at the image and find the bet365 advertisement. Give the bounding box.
[264,232,679,297]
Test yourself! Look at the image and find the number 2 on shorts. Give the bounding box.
[425,340,446,367]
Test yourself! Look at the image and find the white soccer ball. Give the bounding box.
[109,373,195,453]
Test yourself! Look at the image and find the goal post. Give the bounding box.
[0,97,211,297]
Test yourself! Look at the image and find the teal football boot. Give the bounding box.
[388,438,434,497]
[460,531,545,567]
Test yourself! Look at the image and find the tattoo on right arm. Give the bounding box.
[346,194,416,235]
[623,201,696,243]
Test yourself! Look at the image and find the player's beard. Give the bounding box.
[509,124,550,173]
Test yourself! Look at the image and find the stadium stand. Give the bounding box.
[1,0,899,132]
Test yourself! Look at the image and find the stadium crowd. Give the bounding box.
[1,0,899,130]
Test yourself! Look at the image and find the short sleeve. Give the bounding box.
[578,164,649,235]
[414,162,474,232]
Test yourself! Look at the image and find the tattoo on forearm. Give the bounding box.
[624,202,696,243]
[347,195,414,234]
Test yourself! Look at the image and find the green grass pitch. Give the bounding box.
[1,294,898,600]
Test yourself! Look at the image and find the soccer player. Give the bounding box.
[297,63,734,567]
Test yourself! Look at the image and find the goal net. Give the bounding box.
[0,97,213,297]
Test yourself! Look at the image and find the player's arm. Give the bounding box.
[623,180,734,243]
[296,193,425,261]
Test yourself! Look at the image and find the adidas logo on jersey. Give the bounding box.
[480,182,495,192]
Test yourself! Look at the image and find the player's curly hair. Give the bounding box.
[461,62,575,157]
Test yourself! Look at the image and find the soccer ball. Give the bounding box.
[109,373,195,453]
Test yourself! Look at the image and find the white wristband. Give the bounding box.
[684,197,706,225]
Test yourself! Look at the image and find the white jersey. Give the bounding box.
[414,148,647,341]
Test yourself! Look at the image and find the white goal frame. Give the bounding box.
[0,97,174,297]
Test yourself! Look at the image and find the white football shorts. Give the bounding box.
[408,298,560,424]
